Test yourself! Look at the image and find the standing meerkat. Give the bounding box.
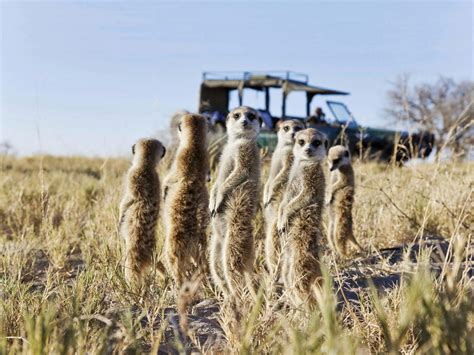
[162,113,210,289]
[209,106,261,297]
[263,119,305,275]
[327,145,363,257]
[162,110,190,172]
[119,138,166,289]
[277,128,328,306]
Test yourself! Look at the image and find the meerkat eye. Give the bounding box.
[283,126,290,132]
[247,112,256,121]
[298,139,305,146]
[312,140,321,147]
[333,158,341,165]
[233,112,241,120]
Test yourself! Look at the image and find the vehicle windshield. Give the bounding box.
[327,101,358,128]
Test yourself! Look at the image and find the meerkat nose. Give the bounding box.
[241,120,248,127]
[330,165,337,171]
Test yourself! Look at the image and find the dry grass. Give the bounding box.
[0,153,473,353]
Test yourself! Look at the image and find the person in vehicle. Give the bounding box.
[307,107,327,127]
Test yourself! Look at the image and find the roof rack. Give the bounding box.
[203,71,309,84]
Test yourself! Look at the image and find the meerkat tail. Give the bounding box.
[350,236,364,252]
[209,235,227,293]
[124,248,149,290]
[124,255,142,289]
[155,260,167,278]
[264,219,280,276]
[177,277,202,334]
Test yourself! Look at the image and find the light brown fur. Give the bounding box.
[209,106,261,297]
[221,182,257,296]
[327,145,363,257]
[119,138,166,289]
[277,128,327,306]
[263,119,305,275]
[163,114,210,289]
[161,110,190,172]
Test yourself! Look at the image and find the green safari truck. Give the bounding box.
[199,71,434,161]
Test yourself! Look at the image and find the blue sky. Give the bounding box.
[1,1,472,156]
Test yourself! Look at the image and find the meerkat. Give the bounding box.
[209,106,261,297]
[277,128,328,306]
[327,145,363,257]
[119,138,166,289]
[162,113,210,289]
[263,119,305,275]
[162,110,190,171]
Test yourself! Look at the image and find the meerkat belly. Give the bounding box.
[227,180,258,213]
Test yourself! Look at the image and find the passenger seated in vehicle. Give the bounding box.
[201,111,227,133]
[307,107,328,127]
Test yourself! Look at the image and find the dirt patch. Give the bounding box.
[154,235,473,353]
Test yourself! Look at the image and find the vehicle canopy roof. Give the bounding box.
[199,71,349,116]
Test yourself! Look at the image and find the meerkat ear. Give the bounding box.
[132,144,136,155]
[161,146,166,158]
[258,114,263,127]
[344,150,349,158]
[324,139,329,150]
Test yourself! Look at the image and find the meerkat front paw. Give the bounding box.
[264,195,274,208]
[277,215,287,234]
[209,192,216,215]
[209,202,216,218]
[214,193,226,215]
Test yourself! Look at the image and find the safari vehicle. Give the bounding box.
[198,71,434,161]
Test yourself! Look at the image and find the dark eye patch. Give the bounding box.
[178,123,182,132]
[283,126,289,132]
[333,158,341,165]
[312,140,321,148]
[294,126,302,132]
[247,112,256,121]
[233,112,241,119]
[298,139,305,146]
